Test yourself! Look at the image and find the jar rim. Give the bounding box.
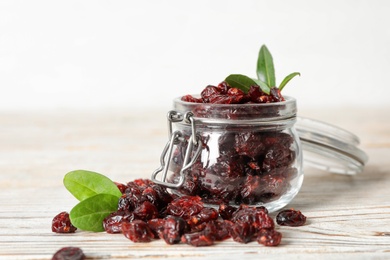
[174,95,296,108]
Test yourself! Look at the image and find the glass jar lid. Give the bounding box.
[295,117,368,175]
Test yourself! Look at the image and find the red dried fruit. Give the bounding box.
[203,220,232,241]
[201,85,220,103]
[230,221,256,243]
[181,232,215,247]
[161,216,188,244]
[133,201,159,221]
[147,218,165,238]
[231,205,274,230]
[216,81,230,94]
[118,190,142,212]
[270,87,285,102]
[209,94,236,104]
[52,212,77,233]
[122,220,154,242]
[247,85,265,103]
[181,95,203,103]
[166,196,204,219]
[262,143,293,172]
[240,175,263,204]
[183,82,285,105]
[52,247,85,260]
[276,209,306,226]
[218,204,237,220]
[187,207,218,226]
[133,178,154,188]
[257,228,282,246]
[114,182,127,194]
[234,132,266,158]
[103,211,134,234]
[101,162,286,247]
[149,184,174,207]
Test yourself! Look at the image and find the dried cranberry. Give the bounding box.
[166,196,204,219]
[218,204,237,220]
[161,216,188,244]
[201,85,220,103]
[103,211,134,234]
[229,206,273,244]
[122,220,154,242]
[118,191,142,212]
[234,132,266,158]
[218,133,237,157]
[231,205,274,230]
[181,232,215,247]
[260,175,288,201]
[257,228,282,246]
[149,184,174,207]
[133,178,154,188]
[141,187,158,205]
[262,143,293,172]
[276,209,306,226]
[147,218,165,238]
[240,175,263,204]
[181,95,203,103]
[178,172,201,196]
[133,201,159,221]
[52,247,85,260]
[247,85,265,102]
[209,94,236,104]
[52,212,77,233]
[114,182,127,194]
[216,81,230,94]
[270,87,285,102]
[187,207,218,226]
[182,81,285,104]
[203,220,232,241]
[230,221,256,243]
[226,87,247,103]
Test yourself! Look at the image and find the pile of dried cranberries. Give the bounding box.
[181,82,284,104]
[53,178,306,247]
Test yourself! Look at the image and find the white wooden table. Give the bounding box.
[0,107,389,259]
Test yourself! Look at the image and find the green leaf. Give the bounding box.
[252,78,271,95]
[225,74,254,93]
[70,193,119,232]
[257,45,276,87]
[225,74,271,94]
[278,72,301,91]
[64,170,122,201]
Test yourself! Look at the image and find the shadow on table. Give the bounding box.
[288,164,388,211]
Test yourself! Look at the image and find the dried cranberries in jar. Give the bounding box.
[152,83,303,213]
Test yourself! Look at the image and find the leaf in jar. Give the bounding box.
[64,170,122,201]
[257,45,276,87]
[69,193,119,232]
[252,78,271,95]
[279,72,301,91]
[225,74,270,94]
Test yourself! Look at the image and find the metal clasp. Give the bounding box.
[151,111,202,188]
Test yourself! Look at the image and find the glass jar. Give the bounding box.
[152,96,303,212]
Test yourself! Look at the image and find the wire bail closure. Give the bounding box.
[151,111,202,188]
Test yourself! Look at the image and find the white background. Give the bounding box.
[1,0,389,111]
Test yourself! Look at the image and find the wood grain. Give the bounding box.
[0,107,389,259]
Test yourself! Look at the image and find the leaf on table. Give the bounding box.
[69,193,120,232]
[64,170,122,201]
